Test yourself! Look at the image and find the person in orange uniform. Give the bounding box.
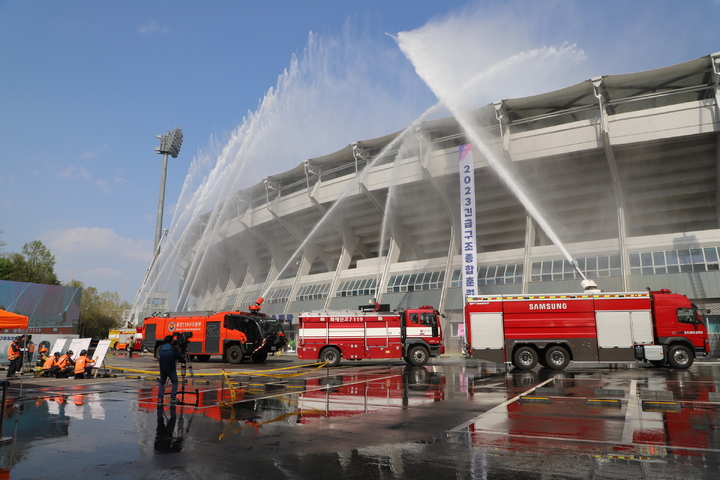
[36,344,49,367]
[53,350,75,378]
[42,352,59,376]
[6,337,20,378]
[73,350,96,379]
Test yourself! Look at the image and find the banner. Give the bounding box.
[459,144,477,298]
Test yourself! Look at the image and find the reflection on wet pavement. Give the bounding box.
[0,358,719,478]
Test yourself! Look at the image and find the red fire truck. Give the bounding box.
[297,303,444,367]
[464,288,709,370]
[142,299,287,364]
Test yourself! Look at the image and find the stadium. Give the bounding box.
[152,53,720,356]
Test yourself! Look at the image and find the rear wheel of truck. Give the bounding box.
[251,351,268,363]
[667,345,694,369]
[320,347,341,367]
[513,346,538,370]
[154,345,162,360]
[406,345,429,366]
[226,344,244,364]
[544,345,570,370]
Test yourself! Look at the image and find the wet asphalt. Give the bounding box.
[0,352,719,479]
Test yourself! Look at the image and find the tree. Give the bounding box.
[0,253,27,282]
[70,280,131,339]
[22,240,60,285]
[0,239,59,285]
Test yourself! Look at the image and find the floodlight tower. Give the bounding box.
[154,126,183,251]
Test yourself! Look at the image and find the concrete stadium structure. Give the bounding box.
[177,53,720,355]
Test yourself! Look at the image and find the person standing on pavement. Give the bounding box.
[6,337,20,378]
[158,335,185,405]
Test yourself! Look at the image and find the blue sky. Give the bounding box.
[1,0,719,303]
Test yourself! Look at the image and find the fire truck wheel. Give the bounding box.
[320,347,341,367]
[544,346,570,370]
[513,346,538,370]
[154,345,162,360]
[226,345,244,364]
[251,351,268,363]
[407,345,429,366]
[667,345,694,369]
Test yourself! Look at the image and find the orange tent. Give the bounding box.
[0,309,29,330]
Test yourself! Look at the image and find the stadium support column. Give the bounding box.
[264,177,310,313]
[592,78,629,291]
[495,101,533,294]
[416,124,456,313]
[304,160,357,310]
[711,53,720,229]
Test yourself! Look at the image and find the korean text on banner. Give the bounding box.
[459,144,477,300]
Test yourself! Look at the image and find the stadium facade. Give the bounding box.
[171,53,720,355]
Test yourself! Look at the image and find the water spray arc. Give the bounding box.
[396,40,593,288]
[135,28,600,320]
[259,128,416,300]
[259,101,450,302]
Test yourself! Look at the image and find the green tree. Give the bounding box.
[22,240,60,285]
[0,253,28,282]
[71,280,130,339]
[0,239,59,285]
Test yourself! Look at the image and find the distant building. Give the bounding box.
[0,279,82,361]
[168,53,720,355]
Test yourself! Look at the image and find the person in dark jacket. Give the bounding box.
[158,335,185,405]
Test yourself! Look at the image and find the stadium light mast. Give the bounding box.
[154,126,183,251]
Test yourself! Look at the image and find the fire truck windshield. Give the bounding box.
[258,318,284,336]
[420,313,437,327]
[677,307,701,325]
[409,312,438,327]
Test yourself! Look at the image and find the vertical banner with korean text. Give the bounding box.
[459,144,477,301]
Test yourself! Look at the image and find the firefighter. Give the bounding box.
[42,352,59,377]
[6,337,20,378]
[33,348,50,376]
[37,343,49,366]
[73,350,96,379]
[53,350,75,378]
